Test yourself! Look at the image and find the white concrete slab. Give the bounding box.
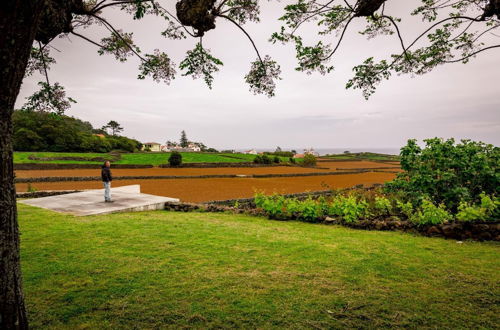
[20,185,179,216]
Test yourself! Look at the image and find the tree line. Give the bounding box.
[13,110,142,153]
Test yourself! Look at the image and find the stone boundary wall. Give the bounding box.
[16,190,81,199]
[159,162,292,168]
[14,170,398,183]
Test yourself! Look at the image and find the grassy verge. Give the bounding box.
[14,152,268,165]
[19,204,499,329]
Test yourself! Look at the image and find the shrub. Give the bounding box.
[327,194,368,223]
[273,156,281,164]
[254,193,288,219]
[253,155,263,164]
[373,196,392,216]
[287,197,323,222]
[289,157,296,164]
[302,154,317,166]
[261,154,272,164]
[456,193,499,222]
[410,199,452,225]
[168,151,182,166]
[396,200,414,219]
[385,138,499,211]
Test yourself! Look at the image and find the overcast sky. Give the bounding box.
[16,1,500,150]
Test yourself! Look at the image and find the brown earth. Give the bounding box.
[318,161,400,170]
[16,172,396,203]
[14,161,400,178]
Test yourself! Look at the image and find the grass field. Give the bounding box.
[14,152,265,165]
[20,204,499,329]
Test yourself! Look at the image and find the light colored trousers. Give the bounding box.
[103,182,111,201]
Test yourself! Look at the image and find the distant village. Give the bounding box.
[141,131,319,159]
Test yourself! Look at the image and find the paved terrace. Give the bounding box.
[20,185,179,216]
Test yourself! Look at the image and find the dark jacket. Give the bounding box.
[101,166,112,182]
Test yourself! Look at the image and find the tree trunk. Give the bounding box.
[0,1,43,329]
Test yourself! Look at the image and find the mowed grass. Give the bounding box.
[14,152,115,164]
[14,152,260,165]
[18,204,500,329]
[19,204,499,329]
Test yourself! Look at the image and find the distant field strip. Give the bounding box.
[14,161,400,178]
[14,152,288,165]
[16,172,397,202]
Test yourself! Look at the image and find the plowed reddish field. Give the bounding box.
[14,161,400,178]
[16,172,397,202]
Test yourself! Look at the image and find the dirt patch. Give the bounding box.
[318,161,400,170]
[16,172,396,203]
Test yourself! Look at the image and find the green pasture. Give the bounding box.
[19,204,499,329]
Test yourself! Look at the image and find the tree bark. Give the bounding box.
[0,1,44,329]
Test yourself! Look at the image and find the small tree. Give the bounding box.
[303,154,317,167]
[385,138,499,211]
[168,151,182,167]
[180,130,189,148]
[103,120,123,136]
[261,154,272,165]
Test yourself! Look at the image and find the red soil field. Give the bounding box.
[15,161,400,178]
[16,172,397,203]
[318,161,400,170]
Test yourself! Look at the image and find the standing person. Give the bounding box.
[101,161,113,203]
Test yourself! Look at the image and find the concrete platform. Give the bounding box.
[20,185,179,216]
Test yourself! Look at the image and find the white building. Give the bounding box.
[142,142,161,152]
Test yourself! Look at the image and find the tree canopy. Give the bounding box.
[25,0,500,114]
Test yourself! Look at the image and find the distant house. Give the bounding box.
[245,149,257,155]
[163,143,201,152]
[293,153,305,159]
[93,134,105,139]
[188,143,201,152]
[304,148,320,157]
[142,142,161,152]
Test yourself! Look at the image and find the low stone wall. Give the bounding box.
[159,162,292,168]
[327,218,500,241]
[16,190,81,199]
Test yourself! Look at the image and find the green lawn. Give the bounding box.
[14,152,116,164]
[19,204,499,329]
[14,152,261,165]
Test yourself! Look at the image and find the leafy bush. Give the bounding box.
[385,138,499,211]
[289,157,296,164]
[273,156,281,164]
[254,193,288,220]
[287,197,323,222]
[302,154,317,166]
[396,200,414,219]
[456,193,499,222]
[373,196,392,216]
[410,199,452,225]
[253,154,272,164]
[261,154,272,164]
[327,194,368,223]
[168,151,182,166]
